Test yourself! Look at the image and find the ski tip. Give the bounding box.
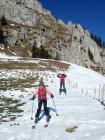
[44,125,48,127]
[32,125,36,129]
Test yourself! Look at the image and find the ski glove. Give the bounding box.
[31,96,36,100]
[51,94,54,98]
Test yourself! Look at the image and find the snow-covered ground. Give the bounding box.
[0,59,105,140]
[0,53,21,60]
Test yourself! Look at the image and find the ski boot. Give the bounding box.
[32,117,39,129]
[46,115,51,122]
[35,117,39,123]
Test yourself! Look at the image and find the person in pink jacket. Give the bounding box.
[57,73,67,95]
[32,77,54,123]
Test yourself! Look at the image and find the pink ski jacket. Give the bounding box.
[57,74,67,83]
[34,86,52,100]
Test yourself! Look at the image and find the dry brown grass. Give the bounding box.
[0,96,25,124]
[0,61,38,69]
[0,58,70,90]
[0,58,70,71]
[42,59,70,71]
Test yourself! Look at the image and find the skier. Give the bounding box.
[32,77,54,126]
[57,73,67,95]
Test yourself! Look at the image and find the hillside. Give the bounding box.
[0,57,105,140]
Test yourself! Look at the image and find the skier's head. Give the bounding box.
[39,77,44,86]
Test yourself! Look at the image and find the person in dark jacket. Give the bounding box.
[57,73,67,95]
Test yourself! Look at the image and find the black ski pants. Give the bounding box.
[59,82,66,93]
[35,98,49,118]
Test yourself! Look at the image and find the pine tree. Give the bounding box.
[90,33,103,47]
[32,41,37,58]
[0,28,4,44]
[1,16,7,26]
[40,44,45,58]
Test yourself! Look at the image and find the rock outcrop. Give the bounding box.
[0,0,105,75]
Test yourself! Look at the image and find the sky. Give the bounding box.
[38,0,105,42]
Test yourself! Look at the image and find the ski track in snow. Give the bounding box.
[0,65,105,140]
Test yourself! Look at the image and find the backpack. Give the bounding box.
[38,85,46,100]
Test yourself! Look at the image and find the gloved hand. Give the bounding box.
[51,94,54,98]
[57,74,61,77]
[31,96,36,100]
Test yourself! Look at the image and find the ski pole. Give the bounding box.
[31,100,34,120]
[52,98,59,116]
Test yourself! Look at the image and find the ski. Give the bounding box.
[32,119,39,129]
[32,122,37,129]
[44,121,50,127]
[44,115,51,127]
[32,116,51,129]
[44,124,49,127]
[32,125,36,129]
[32,123,49,128]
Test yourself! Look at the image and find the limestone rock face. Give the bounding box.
[0,0,45,26]
[0,0,105,75]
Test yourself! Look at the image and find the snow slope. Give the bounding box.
[0,59,105,140]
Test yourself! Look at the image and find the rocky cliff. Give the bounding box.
[0,0,105,75]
